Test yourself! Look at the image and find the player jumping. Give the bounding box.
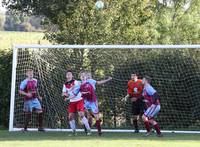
[124,72,144,133]
[85,72,112,129]
[142,75,162,137]
[80,71,102,136]
[19,69,44,132]
[62,70,91,135]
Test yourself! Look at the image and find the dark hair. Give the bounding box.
[144,75,152,83]
[26,69,33,73]
[132,71,139,76]
[66,70,73,74]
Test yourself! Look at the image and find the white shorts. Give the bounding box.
[144,104,160,119]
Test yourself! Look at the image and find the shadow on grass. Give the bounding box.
[0,130,200,141]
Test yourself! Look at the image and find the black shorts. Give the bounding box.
[132,98,146,115]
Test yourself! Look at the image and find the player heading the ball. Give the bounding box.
[80,71,102,136]
[62,70,91,135]
[85,72,112,129]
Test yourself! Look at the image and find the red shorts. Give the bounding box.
[68,99,84,113]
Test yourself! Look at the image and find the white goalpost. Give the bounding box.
[9,44,200,133]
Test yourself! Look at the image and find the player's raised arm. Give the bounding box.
[96,76,112,85]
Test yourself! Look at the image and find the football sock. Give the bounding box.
[69,120,76,131]
[144,121,151,132]
[37,113,43,128]
[24,113,31,130]
[154,123,161,135]
[133,119,139,131]
[82,117,90,130]
[96,120,101,134]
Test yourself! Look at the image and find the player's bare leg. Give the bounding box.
[149,118,162,137]
[69,113,76,135]
[78,111,91,135]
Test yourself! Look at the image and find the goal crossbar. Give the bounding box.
[14,44,200,49]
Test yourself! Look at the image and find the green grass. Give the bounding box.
[0,31,50,50]
[0,130,200,147]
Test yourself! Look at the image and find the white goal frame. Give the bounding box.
[9,44,200,133]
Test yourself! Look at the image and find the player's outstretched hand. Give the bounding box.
[108,76,112,81]
[62,92,69,97]
[124,94,130,102]
[62,93,70,101]
[122,94,130,102]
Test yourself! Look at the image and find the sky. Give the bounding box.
[0,0,6,13]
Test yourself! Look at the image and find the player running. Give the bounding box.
[62,70,91,135]
[124,72,144,133]
[19,69,44,132]
[142,75,162,137]
[80,72,102,136]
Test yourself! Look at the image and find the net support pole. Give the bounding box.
[9,45,18,132]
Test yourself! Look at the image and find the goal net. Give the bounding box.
[9,45,200,133]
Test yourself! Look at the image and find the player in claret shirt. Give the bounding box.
[19,69,44,132]
[142,75,162,137]
[84,72,112,130]
[124,72,144,133]
[80,71,102,136]
[62,70,91,135]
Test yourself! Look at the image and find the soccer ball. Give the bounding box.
[95,0,104,9]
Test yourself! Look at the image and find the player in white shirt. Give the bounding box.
[62,70,91,135]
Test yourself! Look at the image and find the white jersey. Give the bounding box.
[62,80,82,102]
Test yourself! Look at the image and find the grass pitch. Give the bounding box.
[0,130,200,147]
[0,31,50,50]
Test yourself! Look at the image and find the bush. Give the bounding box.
[0,50,12,127]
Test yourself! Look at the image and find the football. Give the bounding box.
[95,0,104,9]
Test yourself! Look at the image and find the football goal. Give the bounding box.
[9,44,200,133]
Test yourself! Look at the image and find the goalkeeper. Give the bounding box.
[124,72,145,133]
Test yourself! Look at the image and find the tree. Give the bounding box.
[156,0,200,44]
[0,50,12,128]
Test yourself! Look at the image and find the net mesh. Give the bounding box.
[13,47,200,130]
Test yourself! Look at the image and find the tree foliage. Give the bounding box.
[3,0,200,44]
